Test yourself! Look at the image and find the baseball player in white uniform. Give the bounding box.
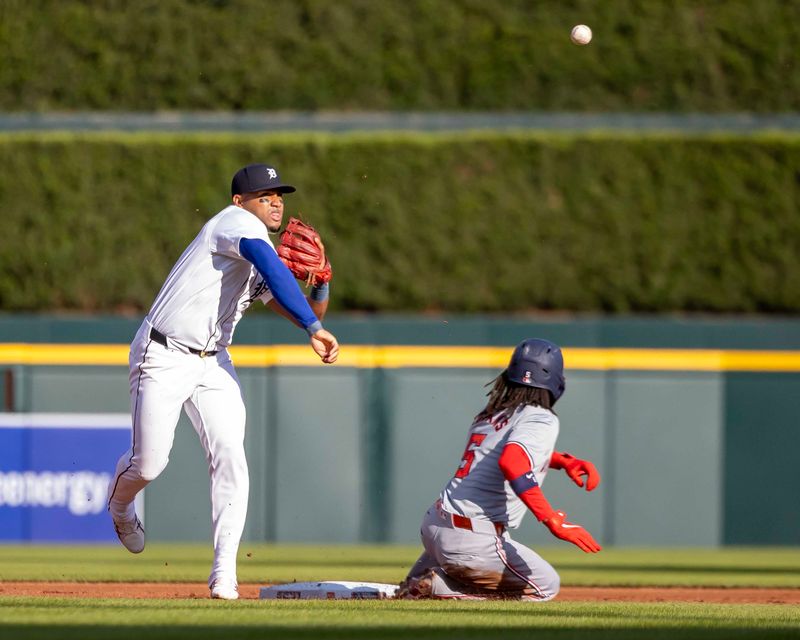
[107,163,339,600]
[399,338,601,600]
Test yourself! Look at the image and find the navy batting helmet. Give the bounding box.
[506,338,566,402]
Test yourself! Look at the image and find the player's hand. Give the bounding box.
[543,510,602,553]
[550,452,601,491]
[313,236,327,272]
[310,328,339,364]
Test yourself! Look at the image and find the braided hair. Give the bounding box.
[475,369,554,422]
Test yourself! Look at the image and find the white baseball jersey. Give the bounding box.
[147,205,274,352]
[110,195,318,594]
[440,405,559,529]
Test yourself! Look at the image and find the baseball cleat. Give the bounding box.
[112,515,145,554]
[395,570,434,599]
[210,578,239,600]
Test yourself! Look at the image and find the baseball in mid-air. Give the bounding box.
[570,24,592,45]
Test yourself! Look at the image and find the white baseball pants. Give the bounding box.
[406,502,560,600]
[107,321,249,586]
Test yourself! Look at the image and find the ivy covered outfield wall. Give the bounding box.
[0,0,798,111]
[0,131,798,313]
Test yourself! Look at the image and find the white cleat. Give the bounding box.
[210,578,239,601]
[113,515,145,554]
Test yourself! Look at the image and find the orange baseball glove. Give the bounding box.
[277,217,332,287]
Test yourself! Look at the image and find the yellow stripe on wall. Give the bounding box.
[0,344,131,366]
[1,343,800,372]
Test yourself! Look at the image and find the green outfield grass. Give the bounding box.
[1,545,799,640]
[1,599,799,640]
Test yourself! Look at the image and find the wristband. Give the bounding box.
[305,320,323,337]
[509,471,538,495]
[310,282,330,303]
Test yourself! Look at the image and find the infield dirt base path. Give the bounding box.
[1,582,799,604]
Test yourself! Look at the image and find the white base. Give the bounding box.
[259,581,399,600]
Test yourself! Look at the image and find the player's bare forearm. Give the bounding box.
[266,296,328,324]
[266,298,302,327]
[309,297,329,320]
[267,299,337,363]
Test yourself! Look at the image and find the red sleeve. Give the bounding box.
[497,441,533,479]
[498,443,556,522]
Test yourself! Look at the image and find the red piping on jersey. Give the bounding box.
[493,535,547,598]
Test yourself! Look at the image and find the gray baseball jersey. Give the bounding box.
[440,405,559,529]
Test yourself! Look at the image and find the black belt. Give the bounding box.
[149,327,218,357]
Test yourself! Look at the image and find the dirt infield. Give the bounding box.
[1,582,799,603]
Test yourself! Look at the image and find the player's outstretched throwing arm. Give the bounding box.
[240,237,338,364]
[498,443,602,553]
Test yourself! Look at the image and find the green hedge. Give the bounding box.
[0,131,798,313]
[1,0,799,112]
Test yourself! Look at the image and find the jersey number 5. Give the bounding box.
[455,433,487,478]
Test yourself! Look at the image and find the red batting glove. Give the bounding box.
[550,451,601,491]
[542,510,602,553]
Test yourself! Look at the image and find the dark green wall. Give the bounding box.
[1,314,799,546]
[3,313,800,348]
[724,373,800,545]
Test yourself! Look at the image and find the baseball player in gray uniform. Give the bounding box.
[399,338,601,600]
[107,163,339,600]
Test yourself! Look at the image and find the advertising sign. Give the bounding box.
[0,413,136,542]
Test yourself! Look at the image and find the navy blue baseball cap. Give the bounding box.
[231,163,296,197]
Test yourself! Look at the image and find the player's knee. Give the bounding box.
[549,572,561,598]
[138,469,160,482]
[136,455,170,482]
[537,570,560,601]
